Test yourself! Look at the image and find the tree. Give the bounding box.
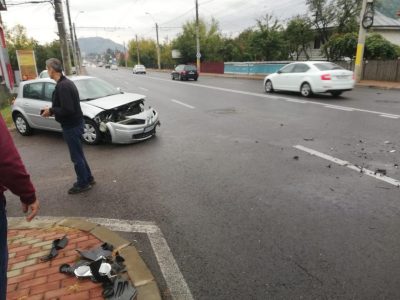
[249,15,287,61]
[172,18,224,63]
[365,33,399,60]
[128,38,157,68]
[285,16,314,60]
[307,0,361,59]
[322,32,357,61]
[5,25,37,70]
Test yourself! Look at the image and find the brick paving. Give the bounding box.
[7,226,105,300]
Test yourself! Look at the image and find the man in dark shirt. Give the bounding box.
[41,58,95,194]
[0,115,39,300]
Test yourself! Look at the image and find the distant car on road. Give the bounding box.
[12,76,160,145]
[263,61,355,97]
[171,64,198,81]
[111,64,118,71]
[105,64,111,69]
[132,65,146,74]
[97,62,103,67]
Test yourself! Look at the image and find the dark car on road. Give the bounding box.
[171,64,198,81]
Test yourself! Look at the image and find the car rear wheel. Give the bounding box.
[300,82,313,98]
[14,113,33,136]
[331,91,342,97]
[82,119,101,145]
[179,74,183,81]
[171,74,175,80]
[265,80,274,93]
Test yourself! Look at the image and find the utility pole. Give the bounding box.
[195,0,201,72]
[123,41,127,68]
[155,23,161,69]
[136,34,140,64]
[355,0,373,82]
[54,0,71,75]
[73,23,82,72]
[65,0,78,75]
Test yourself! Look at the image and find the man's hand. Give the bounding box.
[22,199,39,222]
[41,107,51,118]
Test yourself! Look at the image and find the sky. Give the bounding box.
[3,0,307,45]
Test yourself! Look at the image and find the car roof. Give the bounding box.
[20,76,96,86]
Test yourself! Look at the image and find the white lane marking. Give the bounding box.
[284,99,308,104]
[171,99,195,109]
[324,105,354,111]
[143,75,400,119]
[139,87,149,91]
[8,217,194,300]
[380,114,399,119]
[294,145,400,187]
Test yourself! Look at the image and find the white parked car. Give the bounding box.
[264,61,355,97]
[111,64,118,70]
[12,76,160,145]
[132,65,146,74]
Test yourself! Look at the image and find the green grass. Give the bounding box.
[1,105,13,128]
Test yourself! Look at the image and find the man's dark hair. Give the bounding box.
[46,58,63,73]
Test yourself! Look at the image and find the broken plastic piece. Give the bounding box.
[40,235,68,262]
[105,276,137,300]
[374,169,387,176]
[76,243,114,261]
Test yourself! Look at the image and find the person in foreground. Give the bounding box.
[0,114,39,300]
[41,58,95,194]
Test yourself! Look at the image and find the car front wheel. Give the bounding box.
[82,119,101,145]
[300,82,313,98]
[14,113,33,136]
[265,80,274,93]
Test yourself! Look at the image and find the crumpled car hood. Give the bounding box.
[85,93,145,110]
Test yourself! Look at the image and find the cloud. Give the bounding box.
[3,0,307,45]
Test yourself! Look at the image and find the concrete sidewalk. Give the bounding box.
[6,217,161,300]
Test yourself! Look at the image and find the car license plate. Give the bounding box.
[189,71,194,74]
[336,75,349,79]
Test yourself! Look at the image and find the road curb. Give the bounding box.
[8,217,162,300]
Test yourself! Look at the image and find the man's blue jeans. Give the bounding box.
[0,196,7,300]
[62,122,93,188]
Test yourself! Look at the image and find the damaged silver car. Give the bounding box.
[12,76,160,145]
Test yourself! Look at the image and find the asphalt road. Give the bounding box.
[6,67,400,299]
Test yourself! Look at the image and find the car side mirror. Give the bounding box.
[117,87,123,93]
[277,70,282,74]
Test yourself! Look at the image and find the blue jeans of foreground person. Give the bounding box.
[0,196,7,300]
[62,122,93,188]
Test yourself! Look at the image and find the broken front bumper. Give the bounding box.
[105,110,160,144]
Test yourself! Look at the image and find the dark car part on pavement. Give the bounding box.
[103,276,137,300]
[40,235,68,262]
[76,242,114,261]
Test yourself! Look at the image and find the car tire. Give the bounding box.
[171,74,175,80]
[331,91,342,97]
[13,113,33,136]
[300,82,313,98]
[194,77,198,81]
[265,80,274,93]
[179,74,183,81]
[82,119,101,145]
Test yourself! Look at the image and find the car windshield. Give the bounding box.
[73,77,120,101]
[314,63,344,71]
[184,65,197,71]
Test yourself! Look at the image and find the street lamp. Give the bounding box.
[145,12,161,69]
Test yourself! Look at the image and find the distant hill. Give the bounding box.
[77,37,124,54]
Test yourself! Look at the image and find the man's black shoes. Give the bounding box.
[68,184,92,194]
